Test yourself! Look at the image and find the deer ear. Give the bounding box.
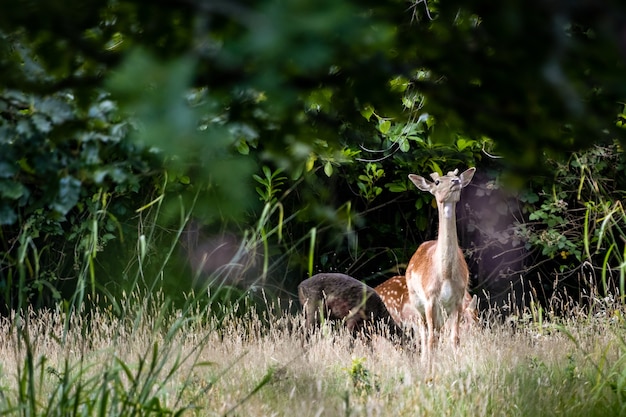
[408,174,431,192]
[460,167,476,188]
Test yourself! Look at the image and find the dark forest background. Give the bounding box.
[1,0,625,317]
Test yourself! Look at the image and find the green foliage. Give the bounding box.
[356,163,385,204]
[523,193,583,260]
[344,357,378,396]
[0,90,150,225]
[0,0,625,313]
[554,321,626,416]
[508,143,626,299]
[2,0,625,171]
[253,166,287,205]
[106,49,257,223]
[0,86,159,310]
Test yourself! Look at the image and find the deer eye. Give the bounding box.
[435,180,440,185]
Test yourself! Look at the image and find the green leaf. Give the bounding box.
[17,158,35,175]
[0,180,26,200]
[0,204,17,225]
[429,160,442,176]
[255,186,266,200]
[378,119,391,134]
[236,140,250,155]
[324,161,333,177]
[520,191,539,204]
[38,97,74,124]
[360,104,374,121]
[398,137,410,152]
[52,176,81,215]
[385,182,407,193]
[457,138,475,151]
[389,75,409,92]
[32,114,52,133]
[0,162,16,178]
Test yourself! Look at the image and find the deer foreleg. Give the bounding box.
[422,301,438,369]
[449,308,461,347]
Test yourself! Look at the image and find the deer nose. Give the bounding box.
[451,178,461,185]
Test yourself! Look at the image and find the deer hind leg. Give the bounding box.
[418,319,428,365]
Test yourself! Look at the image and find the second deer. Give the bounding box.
[405,167,476,367]
[298,273,404,342]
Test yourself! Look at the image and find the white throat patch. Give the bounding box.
[443,203,453,219]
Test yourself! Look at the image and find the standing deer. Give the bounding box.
[298,273,404,341]
[405,167,476,366]
[374,275,478,328]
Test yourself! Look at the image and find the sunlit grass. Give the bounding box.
[1,293,625,417]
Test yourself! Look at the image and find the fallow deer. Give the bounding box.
[374,275,478,328]
[405,167,476,366]
[298,273,404,341]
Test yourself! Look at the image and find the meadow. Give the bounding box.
[1,291,625,417]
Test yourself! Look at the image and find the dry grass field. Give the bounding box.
[1,293,626,417]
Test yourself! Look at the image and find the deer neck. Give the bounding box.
[435,201,460,276]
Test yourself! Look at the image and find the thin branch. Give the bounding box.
[482,142,504,159]
[359,142,396,153]
[408,0,433,22]
[355,142,399,163]
[358,194,405,216]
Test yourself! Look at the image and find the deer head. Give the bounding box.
[409,168,476,214]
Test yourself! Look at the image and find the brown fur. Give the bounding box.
[405,167,476,368]
[298,273,404,340]
[374,275,478,327]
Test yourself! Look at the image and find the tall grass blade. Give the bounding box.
[308,227,317,278]
[602,244,615,295]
